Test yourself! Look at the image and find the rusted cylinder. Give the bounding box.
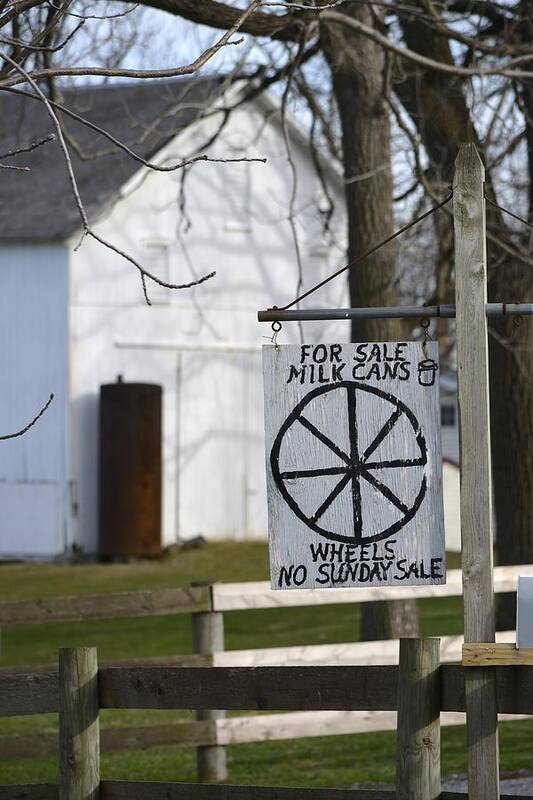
[99,381,162,557]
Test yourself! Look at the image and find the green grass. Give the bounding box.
[0,545,463,667]
[0,544,519,788]
[0,541,270,601]
[0,596,463,666]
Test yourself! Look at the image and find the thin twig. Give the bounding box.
[0,393,54,441]
[0,162,29,170]
[45,0,139,20]
[0,132,54,160]
[0,19,83,52]
[87,229,216,301]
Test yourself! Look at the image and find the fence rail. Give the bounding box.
[0,628,516,676]
[2,566,531,626]
[1,648,533,800]
[1,567,531,779]
[4,662,533,717]
[0,585,210,626]
[210,564,533,611]
[2,783,532,800]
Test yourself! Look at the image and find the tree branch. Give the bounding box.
[320,9,533,81]
[136,0,303,41]
[0,0,265,85]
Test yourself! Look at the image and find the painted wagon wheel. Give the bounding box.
[270,381,427,545]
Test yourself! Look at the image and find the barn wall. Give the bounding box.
[69,100,349,553]
[0,243,70,558]
[440,389,459,463]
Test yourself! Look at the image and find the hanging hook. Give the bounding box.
[271,320,282,349]
[420,317,431,358]
[263,320,282,349]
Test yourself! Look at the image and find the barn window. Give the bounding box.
[441,404,456,427]
[142,240,170,304]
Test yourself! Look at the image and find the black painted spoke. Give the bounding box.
[311,471,352,524]
[347,384,362,541]
[280,466,348,480]
[365,457,426,470]
[361,406,402,463]
[298,415,350,464]
[360,467,409,516]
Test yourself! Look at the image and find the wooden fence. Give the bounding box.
[1,565,531,783]
[1,641,533,799]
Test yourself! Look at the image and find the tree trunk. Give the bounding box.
[396,6,533,632]
[491,2,533,626]
[489,312,533,629]
[322,5,419,639]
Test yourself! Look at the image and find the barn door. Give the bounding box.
[176,348,266,540]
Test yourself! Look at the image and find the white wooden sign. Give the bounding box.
[263,342,446,590]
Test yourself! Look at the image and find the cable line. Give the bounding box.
[275,193,453,311]
[485,194,533,232]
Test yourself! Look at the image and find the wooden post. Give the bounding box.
[59,647,100,800]
[192,602,227,783]
[396,638,441,800]
[454,143,499,798]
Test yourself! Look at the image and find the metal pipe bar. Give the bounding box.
[487,302,533,316]
[257,303,533,323]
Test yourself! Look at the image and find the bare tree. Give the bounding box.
[392,0,533,629]
[97,0,533,638]
[3,0,533,638]
[0,0,266,301]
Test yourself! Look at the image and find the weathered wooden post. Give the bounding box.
[396,637,441,800]
[59,646,100,800]
[192,587,227,783]
[454,143,499,798]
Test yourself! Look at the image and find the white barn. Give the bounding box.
[0,79,459,558]
[0,78,350,558]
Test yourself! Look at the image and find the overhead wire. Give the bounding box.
[485,193,533,232]
[275,192,453,311]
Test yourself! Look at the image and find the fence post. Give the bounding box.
[59,646,100,800]
[454,143,499,799]
[192,585,227,783]
[396,637,441,800]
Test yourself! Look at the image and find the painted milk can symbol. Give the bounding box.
[417,358,438,387]
[270,381,428,545]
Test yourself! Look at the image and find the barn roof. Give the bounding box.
[0,78,221,243]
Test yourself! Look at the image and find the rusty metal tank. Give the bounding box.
[99,379,162,557]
